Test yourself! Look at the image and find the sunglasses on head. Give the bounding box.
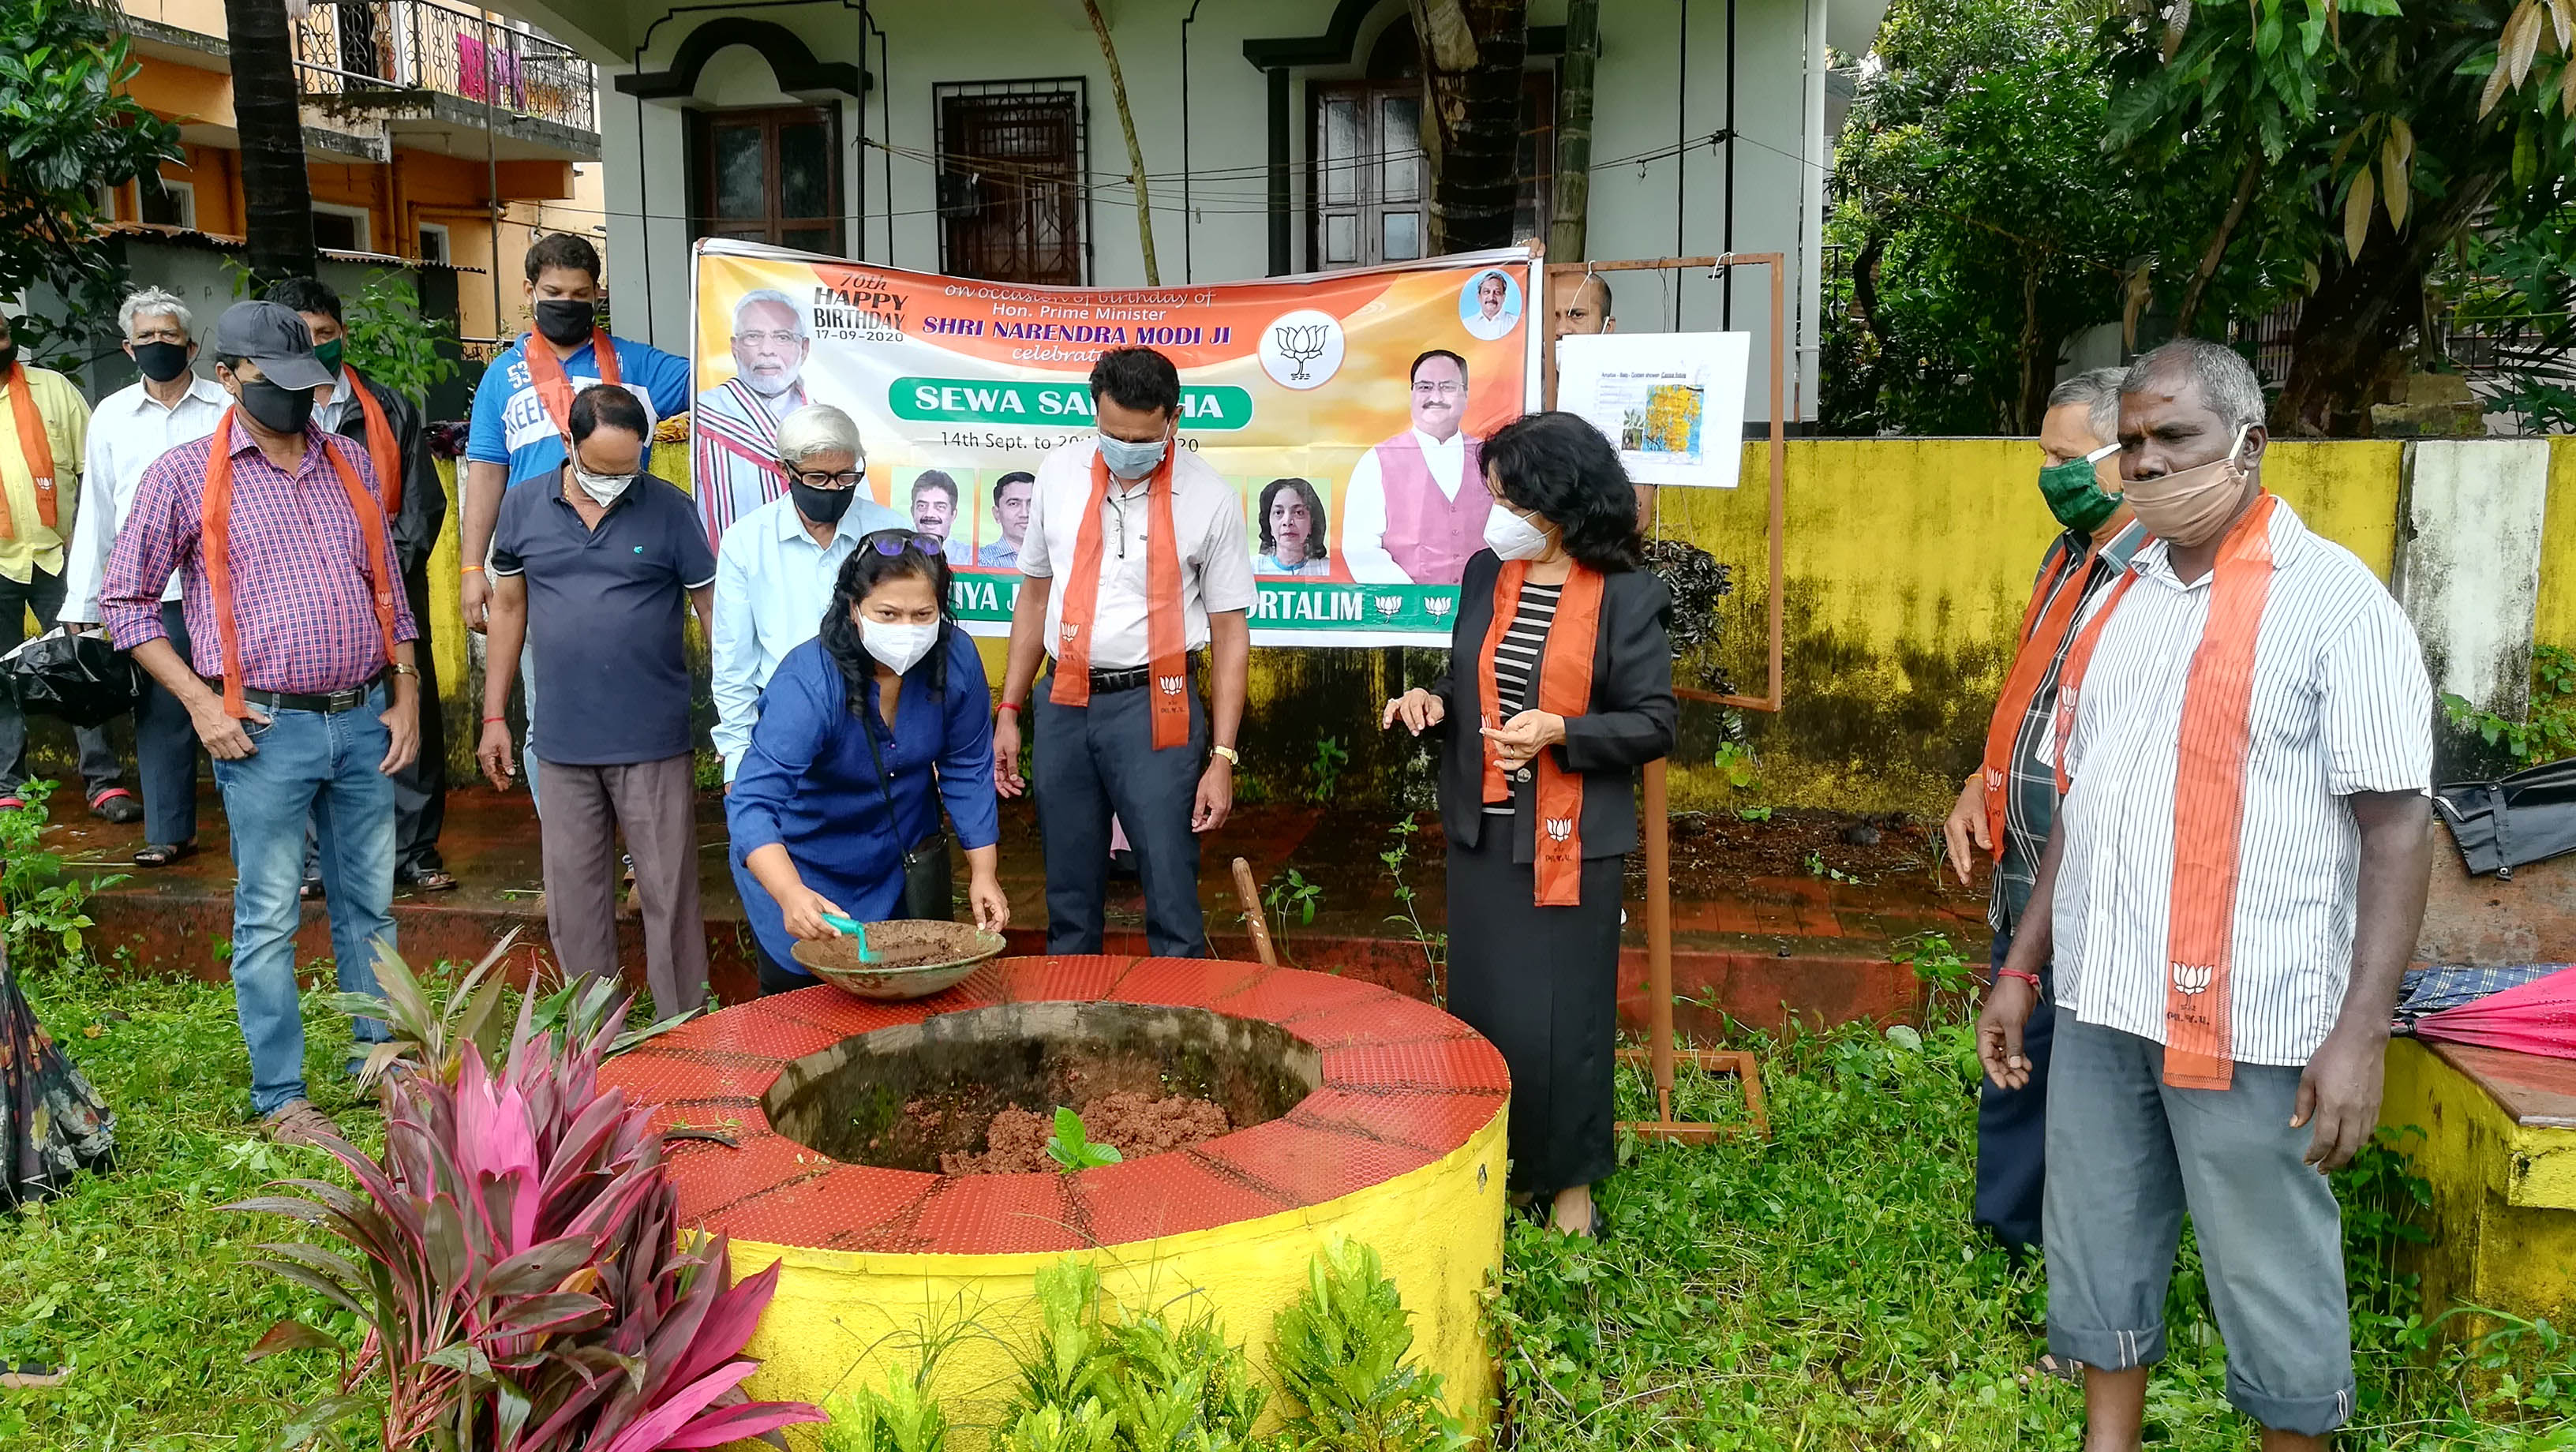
[859,529,945,557]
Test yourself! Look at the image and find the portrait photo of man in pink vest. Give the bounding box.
[1340,350,1491,586]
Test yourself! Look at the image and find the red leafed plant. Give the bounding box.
[229,942,824,1450]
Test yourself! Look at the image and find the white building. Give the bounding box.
[476,0,1888,423]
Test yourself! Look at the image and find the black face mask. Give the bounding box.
[131,340,192,384]
[236,377,315,435]
[533,298,596,346]
[792,481,856,525]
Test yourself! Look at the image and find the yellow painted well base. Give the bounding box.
[2379,1039,2576,1341]
[733,1107,1507,1447]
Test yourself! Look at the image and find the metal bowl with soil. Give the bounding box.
[788,919,1006,1001]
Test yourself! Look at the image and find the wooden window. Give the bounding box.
[1310,66,1553,269]
[935,80,1087,285]
[689,104,844,254]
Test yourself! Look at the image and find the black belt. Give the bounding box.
[1081,653,1204,694]
[211,672,383,715]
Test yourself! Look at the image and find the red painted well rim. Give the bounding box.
[599,955,1509,1256]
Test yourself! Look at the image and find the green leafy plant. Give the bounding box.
[1046,1107,1124,1171]
[1302,736,1350,806]
[341,270,459,408]
[326,928,695,1091]
[1379,816,1448,1006]
[2442,646,2576,766]
[1267,1241,1466,1452]
[822,1360,951,1452]
[1735,805,1773,823]
[1712,742,1761,791]
[0,781,121,969]
[1893,930,1975,1001]
[1261,869,1324,956]
[0,0,183,367]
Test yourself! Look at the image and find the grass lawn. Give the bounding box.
[3,951,2574,1450]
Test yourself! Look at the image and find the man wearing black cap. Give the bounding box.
[99,300,421,1147]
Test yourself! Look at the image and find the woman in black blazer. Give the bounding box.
[1382,410,1676,1236]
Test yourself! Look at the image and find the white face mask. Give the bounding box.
[571,464,636,507]
[1482,500,1552,561]
[860,618,939,675]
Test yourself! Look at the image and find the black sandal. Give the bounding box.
[133,842,196,868]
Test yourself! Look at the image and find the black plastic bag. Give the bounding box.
[0,627,140,729]
[2434,755,2576,878]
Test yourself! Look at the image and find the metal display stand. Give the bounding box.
[1539,252,1786,1143]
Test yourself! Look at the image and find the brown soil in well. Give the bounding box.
[933,1091,1233,1175]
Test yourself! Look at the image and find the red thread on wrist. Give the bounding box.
[1994,967,2041,990]
[996,701,1022,715]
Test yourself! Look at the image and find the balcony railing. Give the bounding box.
[293,0,597,136]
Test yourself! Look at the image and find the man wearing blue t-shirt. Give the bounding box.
[459,233,691,792]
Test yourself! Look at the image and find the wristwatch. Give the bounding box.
[1209,744,1240,767]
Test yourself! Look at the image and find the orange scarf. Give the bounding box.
[1977,536,2106,853]
[340,365,402,518]
[1050,444,1190,750]
[523,328,620,439]
[2054,492,2280,1091]
[2,362,60,541]
[1478,559,1606,906]
[200,410,401,720]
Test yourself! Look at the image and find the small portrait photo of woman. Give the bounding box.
[1255,476,1332,577]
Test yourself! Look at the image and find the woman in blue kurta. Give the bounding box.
[727,532,1008,992]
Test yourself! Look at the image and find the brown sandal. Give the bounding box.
[133,842,197,868]
[398,866,459,893]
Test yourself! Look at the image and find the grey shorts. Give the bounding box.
[2042,1018,2355,1435]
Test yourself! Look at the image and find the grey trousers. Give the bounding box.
[2043,1018,2354,1435]
[1032,678,1208,958]
[535,754,707,1016]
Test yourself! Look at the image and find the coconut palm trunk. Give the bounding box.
[223,0,317,284]
[1547,0,1599,261]
[1411,0,1529,255]
[1080,0,1159,286]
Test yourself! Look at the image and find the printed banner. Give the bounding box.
[689,238,1542,646]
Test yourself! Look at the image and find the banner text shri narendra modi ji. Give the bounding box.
[690,238,1541,646]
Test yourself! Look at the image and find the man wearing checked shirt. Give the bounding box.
[1941,366,2138,1265]
[102,301,422,1150]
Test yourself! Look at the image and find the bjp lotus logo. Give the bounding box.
[1544,818,1574,842]
[1157,675,1185,695]
[1258,308,1344,391]
[2171,962,2213,996]
[1425,596,1455,622]
[1373,596,1403,620]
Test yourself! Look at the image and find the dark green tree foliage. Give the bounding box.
[0,0,181,363]
[1821,0,2144,436]
[2105,0,2576,435]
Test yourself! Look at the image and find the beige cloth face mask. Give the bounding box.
[2125,425,2252,547]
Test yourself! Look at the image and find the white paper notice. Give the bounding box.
[1555,331,1751,488]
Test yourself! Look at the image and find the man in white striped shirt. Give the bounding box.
[1978,339,2432,1450]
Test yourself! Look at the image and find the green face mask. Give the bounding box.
[2038,443,2124,533]
[312,338,345,372]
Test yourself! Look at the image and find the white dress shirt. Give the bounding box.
[1340,427,1470,584]
[709,491,904,779]
[2051,498,2432,1068]
[312,365,362,433]
[62,374,228,621]
[1018,438,1255,669]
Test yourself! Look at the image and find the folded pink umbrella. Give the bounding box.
[2412,964,2576,1059]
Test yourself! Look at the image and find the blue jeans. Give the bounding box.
[209,686,395,1115]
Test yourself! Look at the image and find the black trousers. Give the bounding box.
[0,567,119,798]
[1973,922,2055,1253]
[1031,678,1208,958]
[1445,823,1624,1197]
[393,560,446,873]
[133,600,204,848]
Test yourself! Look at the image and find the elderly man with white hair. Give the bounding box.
[60,286,230,858]
[692,288,817,548]
[710,402,905,783]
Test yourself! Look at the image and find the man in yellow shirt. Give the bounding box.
[0,309,124,818]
